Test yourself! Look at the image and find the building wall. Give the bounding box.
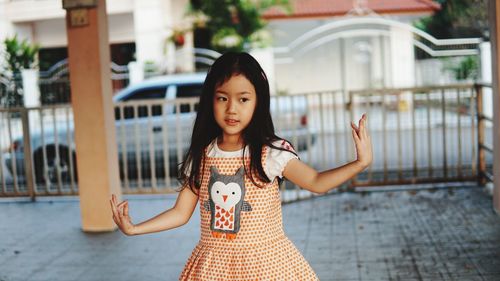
[0,0,187,67]
[3,0,133,22]
[268,15,420,94]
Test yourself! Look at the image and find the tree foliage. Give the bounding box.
[415,0,488,39]
[190,0,290,52]
[414,0,486,81]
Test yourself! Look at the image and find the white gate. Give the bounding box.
[271,16,482,95]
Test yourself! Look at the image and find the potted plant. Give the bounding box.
[1,35,39,108]
[167,27,190,48]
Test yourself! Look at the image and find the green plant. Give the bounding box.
[442,56,479,81]
[143,60,160,77]
[1,35,40,107]
[4,35,40,72]
[414,0,488,39]
[211,27,244,52]
[190,0,291,53]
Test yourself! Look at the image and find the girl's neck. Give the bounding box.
[217,135,244,151]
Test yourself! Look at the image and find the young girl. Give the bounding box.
[110,52,372,280]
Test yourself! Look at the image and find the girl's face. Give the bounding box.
[213,74,257,141]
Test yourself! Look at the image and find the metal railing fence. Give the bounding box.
[0,73,23,108]
[0,84,494,201]
[0,105,75,199]
[348,84,488,188]
[476,83,494,185]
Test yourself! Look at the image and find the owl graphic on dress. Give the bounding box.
[204,166,252,240]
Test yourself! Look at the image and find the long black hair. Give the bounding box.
[179,52,296,193]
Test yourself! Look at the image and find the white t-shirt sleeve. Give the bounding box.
[264,140,299,181]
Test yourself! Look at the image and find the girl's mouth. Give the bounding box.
[225,119,239,126]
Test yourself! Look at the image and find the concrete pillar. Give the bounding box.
[127,61,144,85]
[480,42,494,120]
[488,0,500,214]
[250,48,276,95]
[389,27,415,87]
[133,0,171,66]
[370,36,384,88]
[177,31,195,73]
[165,42,176,74]
[65,0,121,231]
[21,69,40,107]
[0,0,12,67]
[390,26,415,111]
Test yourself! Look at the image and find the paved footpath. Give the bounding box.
[1,185,499,281]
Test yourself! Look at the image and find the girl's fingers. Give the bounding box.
[112,215,120,225]
[122,201,128,217]
[356,120,363,140]
[351,128,360,144]
[111,195,127,224]
[351,122,359,136]
[110,196,119,218]
[359,114,368,139]
[125,203,129,217]
[358,113,365,128]
[110,194,133,230]
[362,116,368,139]
[117,200,127,208]
[112,196,121,215]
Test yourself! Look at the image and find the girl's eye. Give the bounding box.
[240,98,249,103]
[216,96,227,102]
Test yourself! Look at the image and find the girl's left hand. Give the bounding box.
[110,194,136,236]
[351,113,373,168]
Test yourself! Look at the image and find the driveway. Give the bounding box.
[0,185,499,281]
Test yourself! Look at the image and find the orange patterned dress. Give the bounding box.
[179,148,319,280]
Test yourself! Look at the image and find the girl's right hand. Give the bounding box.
[110,194,136,236]
[350,113,373,168]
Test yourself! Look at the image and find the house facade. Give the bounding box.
[262,0,440,94]
[0,0,441,95]
[0,0,189,71]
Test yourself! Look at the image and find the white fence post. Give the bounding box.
[390,26,415,112]
[165,43,176,74]
[178,31,195,73]
[128,61,144,85]
[21,69,40,107]
[480,42,494,121]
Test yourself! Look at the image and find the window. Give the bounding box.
[116,87,167,119]
[176,84,203,113]
[123,87,167,101]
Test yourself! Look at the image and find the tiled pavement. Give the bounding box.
[1,185,500,281]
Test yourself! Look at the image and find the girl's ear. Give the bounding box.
[210,166,219,175]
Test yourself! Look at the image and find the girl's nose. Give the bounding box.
[227,100,236,113]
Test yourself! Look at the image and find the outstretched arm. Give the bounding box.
[110,187,198,236]
[283,114,372,194]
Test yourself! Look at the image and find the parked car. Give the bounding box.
[2,72,316,186]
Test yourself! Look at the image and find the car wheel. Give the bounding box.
[34,146,77,185]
